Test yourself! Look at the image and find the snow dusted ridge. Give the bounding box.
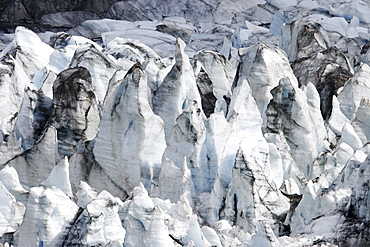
[0,1,370,246]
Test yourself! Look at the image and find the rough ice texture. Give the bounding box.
[6,126,58,188]
[0,27,54,79]
[94,65,166,194]
[153,38,201,141]
[51,67,100,157]
[0,54,31,134]
[64,190,125,246]
[17,186,79,246]
[193,50,235,117]
[41,156,73,197]
[338,63,370,120]
[1,1,370,245]
[0,181,25,236]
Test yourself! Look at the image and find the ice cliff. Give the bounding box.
[0,0,370,246]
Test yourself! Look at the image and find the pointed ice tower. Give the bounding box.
[221,145,290,233]
[193,50,235,117]
[41,156,73,197]
[64,189,125,246]
[0,26,54,79]
[94,64,166,194]
[17,186,79,247]
[51,67,100,157]
[69,43,118,106]
[153,38,201,141]
[123,183,174,247]
[0,181,25,236]
[6,126,58,188]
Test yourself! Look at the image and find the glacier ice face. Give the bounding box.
[47,32,79,74]
[280,17,354,121]
[316,0,370,24]
[338,63,370,121]
[193,50,235,117]
[51,67,100,157]
[0,55,30,134]
[0,27,54,79]
[163,100,208,193]
[17,186,78,246]
[292,47,353,120]
[289,143,370,246]
[154,157,194,204]
[328,95,350,135]
[6,126,58,189]
[0,181,25,236]
[103,37,171,95]
[0,166,27,196]
[236,43,299,128]
[0,131,23,165]
[94,65,166,194]
[1,1,370,245]
[41,156,73,197]
[153,38,201,141]
[68,43,118,106]
[352,98,370,143]
[280,18,330,62]
[76,180,98,208]
[64,190,125,246]
[221,147,290,233]
[12,84,39,150]
[122,183,174,247]
[265,77,322,179]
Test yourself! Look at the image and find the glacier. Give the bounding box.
[0,0,370,246]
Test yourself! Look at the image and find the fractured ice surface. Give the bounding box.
[0,1,370,245]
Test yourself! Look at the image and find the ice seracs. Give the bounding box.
[51,67,99,157]
[222,142,290,234]
[163,100,208,192]
[6,126,58,189]
[352,98,370,143]
[0,27,54,79]
[0,2,370,245]
[12,84,38,151]
[0,165,27,195]
[41,156,73,197]
[153,38,201,141]
[0,181,25,236]
[47,32,79,74]
[317,0,370,24]
[94,65,166,194]
[76,181,98,208]
[154,157,194,204]
[122,183,173,247]
[289,143,370,246]
[193,50,235,117]
[236,43,299,128]
[0,55,30,134]
[103,37,171,95]
[17,186,78,246]
[338,63,370,121]
[279,18,329,62]
[68,43,118,106]
[64,190,125,246]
